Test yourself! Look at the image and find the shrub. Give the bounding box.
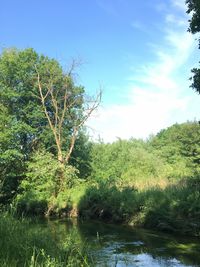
[16,150,78,216]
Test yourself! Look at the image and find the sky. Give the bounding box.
[0,0,199,142]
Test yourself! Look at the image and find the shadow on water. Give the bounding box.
[37,177,200,266]
[44,218,200,267]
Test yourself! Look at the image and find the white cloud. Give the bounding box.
[171,0,187,11]
[138,31,194,89]
[87,86,195,142]
[165,14,186,26]
[87,1,199,143]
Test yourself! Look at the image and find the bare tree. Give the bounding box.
[34,63,101,165]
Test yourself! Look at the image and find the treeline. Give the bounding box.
[0,48,200,236]
[90,122,200,186]
[78,122,200,236]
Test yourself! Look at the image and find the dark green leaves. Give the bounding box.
[186,0,200,93]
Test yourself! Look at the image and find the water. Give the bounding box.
[45,219,200,267]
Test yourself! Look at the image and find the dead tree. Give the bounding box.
[34,63,101,165]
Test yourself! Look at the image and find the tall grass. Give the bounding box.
[78,176,200,237]
[0,212,91,266]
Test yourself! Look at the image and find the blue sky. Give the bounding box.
[1,0,199,142]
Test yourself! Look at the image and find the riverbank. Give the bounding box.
[1,212,200,267]
[77,176,200,237]
[15,174,200,238]
[0,212,91,266]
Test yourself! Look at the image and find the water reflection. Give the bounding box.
[45,219,200,267]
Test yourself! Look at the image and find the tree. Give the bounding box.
[0,48,100,203]
[16,150,78,216]
[89,138,167,187]
[150,121,200,175]
[0,104,25,203]
[186,0,200,93]
[34,60,101,165]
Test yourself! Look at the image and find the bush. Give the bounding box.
[78,176,200,236]
[78,180,139,223]
[16,150,78,216]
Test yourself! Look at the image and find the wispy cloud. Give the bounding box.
[132,30,194,90]
[165,14,186,26]
[87,1,199,142]
[171,0,187,11]
[131,21,145,31]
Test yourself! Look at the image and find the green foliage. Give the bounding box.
[69,131,93,179]
[0,47,86,157]
[150,121,200,176]
[88,121,200,191]
[16,150,78,215]
[90,139,161,181]
[186,0,200,36]
[186,0,200,93]
[78,175,200,236]
[190,67,200,94]
[0,48,92,204]
[1,46,200,239]
[77,121,200,236]
[0,104,25,203]
[140,177,200,236]
[121,145,168,183]
[0,213,91,266]
[78,180,138,223]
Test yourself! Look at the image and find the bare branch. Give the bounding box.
[65,90,101,163]
[49,87,59,127]
[34,65,63,162]
[34,63,101,165]
[78,90,102,128]
[67,58,83,77]
[65,126,78,163]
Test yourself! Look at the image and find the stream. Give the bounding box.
[43,219,200,266]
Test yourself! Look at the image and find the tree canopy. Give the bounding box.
[0,48,99,205]
[186,0,200,93]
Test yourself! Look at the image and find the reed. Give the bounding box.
[0,212,91,266]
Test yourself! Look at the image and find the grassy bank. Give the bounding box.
[14,175,200,237]
[0,212,91,267]
[77,176,200,237]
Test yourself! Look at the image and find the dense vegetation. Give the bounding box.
[78,122,200,236]
[0,212,91,266]
[0,48,98,213]
[0,48,200,238]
